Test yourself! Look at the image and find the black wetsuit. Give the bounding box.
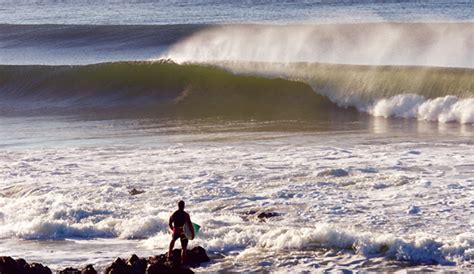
[170,209,190,247]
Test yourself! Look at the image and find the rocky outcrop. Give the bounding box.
[1,246,209,274]
[147,246,210,272]
[0,256,52,274]
[105,246,210,274]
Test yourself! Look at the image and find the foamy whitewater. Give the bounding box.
[0,118,473,272]
[0,0,473,272]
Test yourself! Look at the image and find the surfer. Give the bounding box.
[168,200,194,264]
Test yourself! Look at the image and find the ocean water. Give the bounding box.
[0,0,473,272]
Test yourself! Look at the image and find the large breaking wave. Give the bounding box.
[0,61,472,124]
[0,61,338,119]
[0,22,473,124]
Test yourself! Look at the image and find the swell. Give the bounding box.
[0,61,338,119]
[0,24,205,49]
[0,24,207,65]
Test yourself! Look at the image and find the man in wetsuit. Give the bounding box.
[168,200,194,264]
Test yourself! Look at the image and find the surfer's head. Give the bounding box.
[178,200,185,210]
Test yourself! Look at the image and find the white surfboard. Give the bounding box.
[184,222,200,240]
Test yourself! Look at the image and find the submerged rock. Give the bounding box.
[242,210,281,222]
[407,205,421,215]
[257,212,280,221]
[129,188,145,196]
[317,168,349,177]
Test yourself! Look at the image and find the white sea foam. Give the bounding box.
[367,95,474,124]
[0,122,473,271]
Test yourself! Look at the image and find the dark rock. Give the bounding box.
[58,265,96,274]
[146,246,209,273]
[244,210,258,215]
[129,188,145,196]
[146,262,193,274]
[0,256,22,274]
[1,246,208,274]
[28,262,52,274]
[0,257,51,274]
[129,254,147,274]
[59,267,80,274]
[257,211,280,221]
[147,254,167,266]
[81,265,97,274]
[105,257,131,274]
[146,262,169,274]
[188,247,210,267]
[16,258,29,271]
[317,168,349,177]
[168,249,182,267]
[241,210,281,222]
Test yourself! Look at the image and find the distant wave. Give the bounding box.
[0,24,206,65]
[0,24,204,49]
[0,61,472,124]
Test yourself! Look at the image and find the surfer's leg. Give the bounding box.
[169,235,178,259]
[180,237,189,264]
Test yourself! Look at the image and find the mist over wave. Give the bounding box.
[163,23,474,68]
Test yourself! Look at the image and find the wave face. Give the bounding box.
[215,62,474,124]
[0,61,338,119]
